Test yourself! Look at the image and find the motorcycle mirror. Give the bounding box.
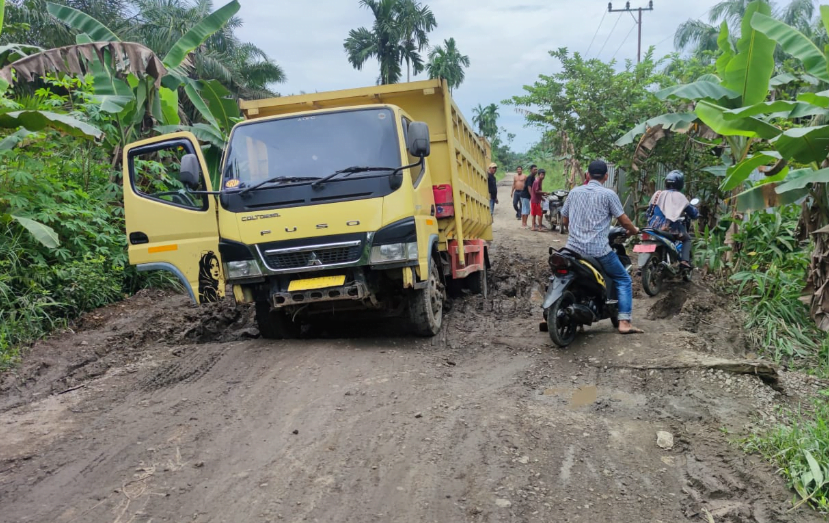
[690,198,700,206]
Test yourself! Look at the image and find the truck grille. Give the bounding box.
[265,244,362,270]
[257,236,366,272]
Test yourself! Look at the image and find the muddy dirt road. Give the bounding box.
[1,176,824,523]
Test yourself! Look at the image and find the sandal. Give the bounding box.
[619,326,645,334]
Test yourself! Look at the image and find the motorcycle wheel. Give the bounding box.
[642,257,663,297]
[547,291,578,347]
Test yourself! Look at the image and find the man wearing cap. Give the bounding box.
[487,163,498,215]
[561,160,644,334]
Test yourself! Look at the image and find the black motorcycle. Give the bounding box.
[540,227,632,347]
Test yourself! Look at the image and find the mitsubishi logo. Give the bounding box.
[307,252,323,267]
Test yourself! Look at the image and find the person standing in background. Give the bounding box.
[511,166,526,220]
[487,163,498,215]
[521,164,537,229]
[530,169,547,231]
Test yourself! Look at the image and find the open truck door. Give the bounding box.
[123,132,224,305]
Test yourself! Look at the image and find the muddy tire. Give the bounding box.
[409,258,445,337]
[642,257,663,297]
[466,265,487,298]
[255,301,300,340]
[547,291,578,347]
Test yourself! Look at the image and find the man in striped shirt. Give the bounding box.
[561,160,643,334]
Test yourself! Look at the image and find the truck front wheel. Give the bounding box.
[409,258,445,336]
[255,301,300,340]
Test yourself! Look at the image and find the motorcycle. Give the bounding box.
[545,190,569,233]
[539,226,632,347]
[634,198,699,297]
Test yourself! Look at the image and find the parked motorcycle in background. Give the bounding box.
[546,190,569,233]
[540,226,631,347]
[634,197,700,296]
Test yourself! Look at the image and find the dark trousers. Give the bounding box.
[675,223,692,262]
[512,192,521,217]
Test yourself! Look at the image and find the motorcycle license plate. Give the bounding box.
[633,244,657,253]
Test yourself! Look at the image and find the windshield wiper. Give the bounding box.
[237,176,319,195]
[311,166,397,188]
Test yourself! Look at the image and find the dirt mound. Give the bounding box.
[646,283,747,357]
[0,289,256,410]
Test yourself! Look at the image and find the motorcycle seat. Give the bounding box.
[562,248,607,278]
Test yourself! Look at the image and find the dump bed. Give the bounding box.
[239,79,492,244]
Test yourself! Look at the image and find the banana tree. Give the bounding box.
[0,1,241,165]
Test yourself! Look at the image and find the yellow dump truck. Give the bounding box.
[122,79,492,337]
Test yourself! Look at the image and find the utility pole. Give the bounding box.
[608,1,654,63]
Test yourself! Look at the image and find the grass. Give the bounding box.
[744,398,829,511]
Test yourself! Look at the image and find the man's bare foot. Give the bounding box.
[618,320,644,334]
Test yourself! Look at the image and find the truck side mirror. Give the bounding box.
[179,153,201,190]
[407,121,431,158]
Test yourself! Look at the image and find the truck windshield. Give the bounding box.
[224,108,401,186]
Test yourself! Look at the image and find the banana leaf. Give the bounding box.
[695,100,781,140]
[716,21,734,80]
[162,0,240,69]
[723,100,829,120]
[721,152,781,191]
[184,80,220,130]
[655,81,741,105]
[723,1,776,106]
[771,126,829,164]
[158,86,180,126]
[614,112,697,146]
[0,110,101,138]
[45,2,120,42]
[776,167,829,193]
[798,89,829,108]
[9,215,60,248]
[751,12,829,84]
[196,79,240,133]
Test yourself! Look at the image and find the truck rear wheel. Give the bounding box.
[409,258,445,336]
[466,264,487,298]
[255,301,300,340]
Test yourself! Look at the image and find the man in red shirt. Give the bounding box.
[530,169,547,231]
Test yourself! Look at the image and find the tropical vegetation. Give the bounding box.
[0,0,283,367]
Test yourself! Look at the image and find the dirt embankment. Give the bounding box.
[0,176,825,523]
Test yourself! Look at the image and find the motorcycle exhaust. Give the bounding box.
[566,304,596,325]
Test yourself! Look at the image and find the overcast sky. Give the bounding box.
[237,0,725,152]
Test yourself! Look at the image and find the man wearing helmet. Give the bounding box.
[647,170,699,269]
[562,160,643,334]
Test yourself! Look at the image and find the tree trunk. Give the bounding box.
[803,183,829,331]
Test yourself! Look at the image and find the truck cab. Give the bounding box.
[123,80,491,338]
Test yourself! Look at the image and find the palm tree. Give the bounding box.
[472,103,498,140]
[673,0,777,58]
[426,37,469,93]
[343,0,436,85]
[673,19,721,57]
[398,0,436,82]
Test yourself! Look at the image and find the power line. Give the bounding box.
[595,13,623,59]
[612,21,639,60]
[608,1,655,63]
[585,9,608,57]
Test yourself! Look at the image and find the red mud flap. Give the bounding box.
[448,239,486,279]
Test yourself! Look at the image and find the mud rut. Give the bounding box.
[1,176,826,523]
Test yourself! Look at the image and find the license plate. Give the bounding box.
[633,244,657,253]
[288,275,346,292]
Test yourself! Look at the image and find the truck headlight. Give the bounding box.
[370,242,418,263]
[224,260,263,279]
